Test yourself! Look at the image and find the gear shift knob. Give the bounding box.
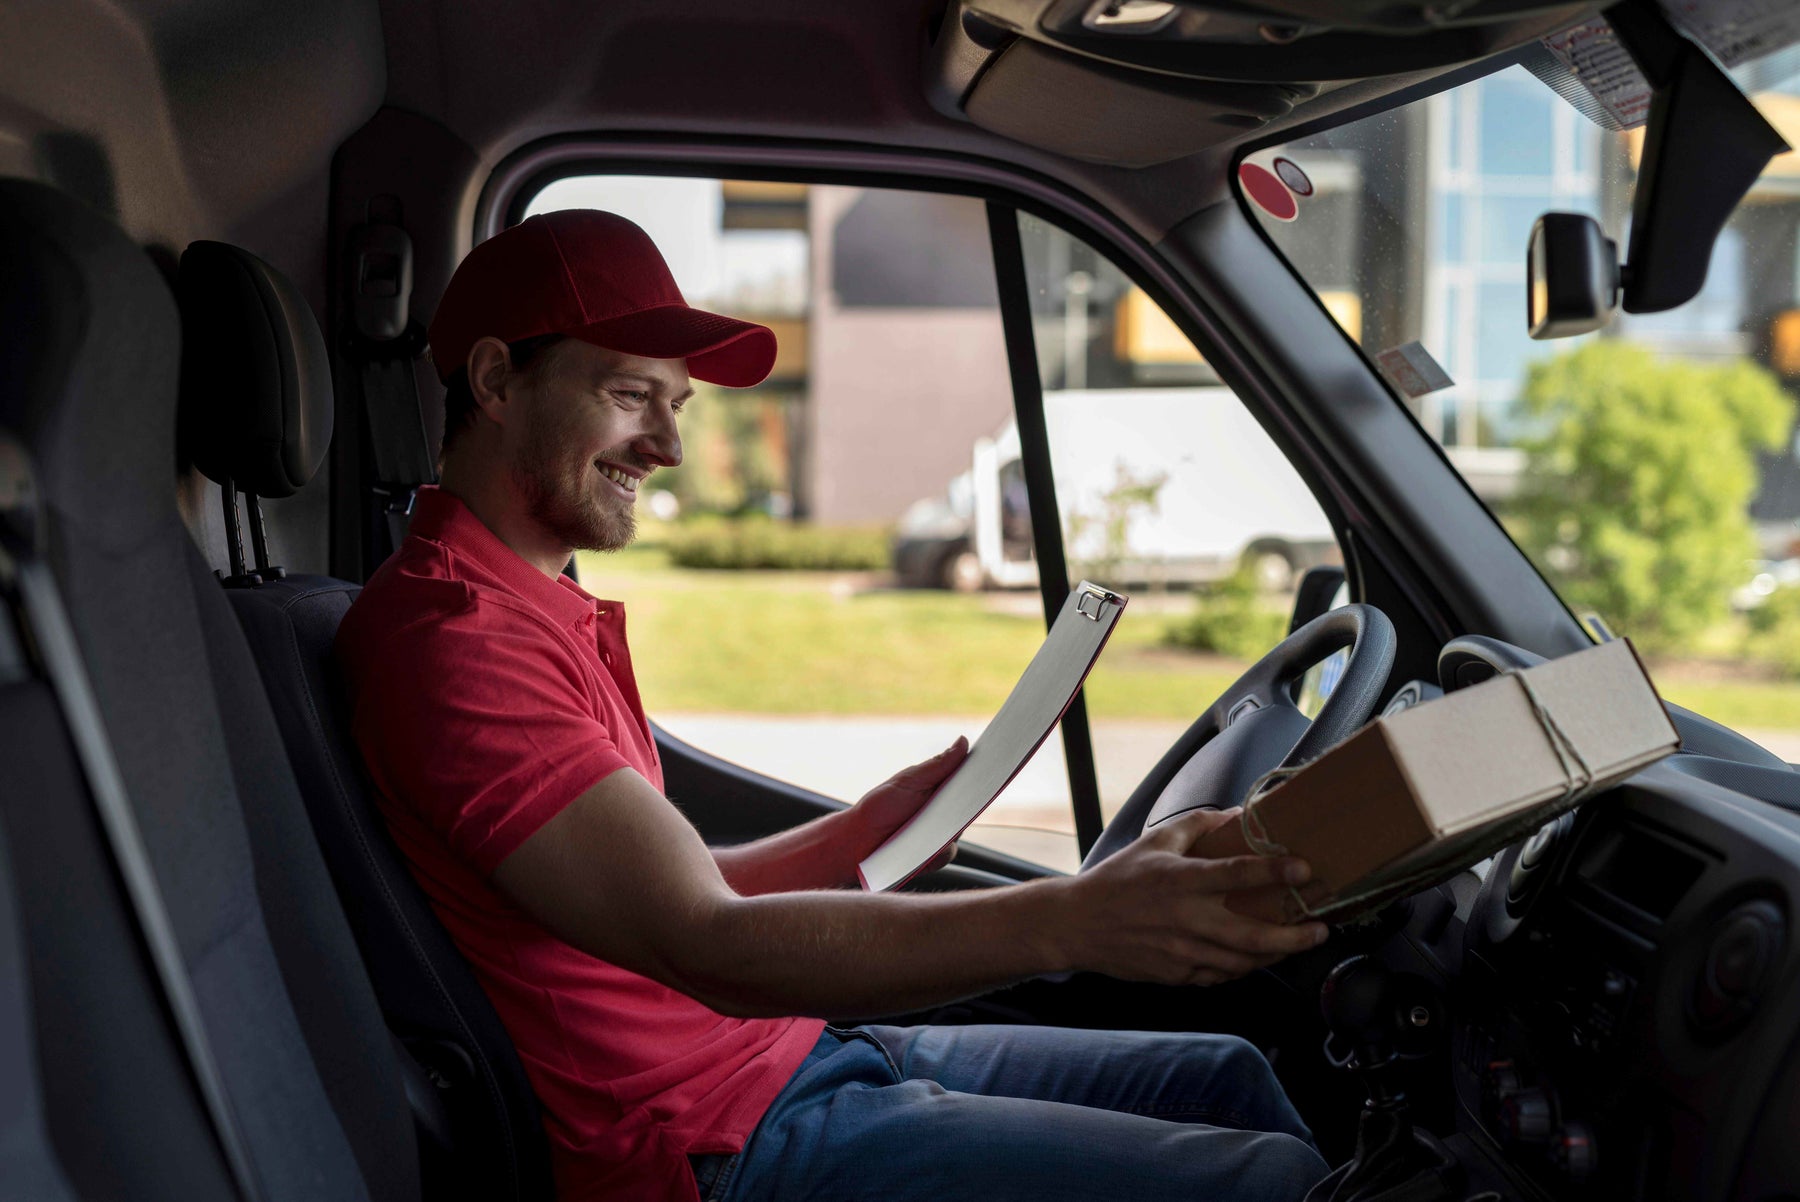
[1320,955,1402,1067]
[1309,957,1462,1201]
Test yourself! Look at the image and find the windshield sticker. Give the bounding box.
[1541,18,1653,130]
[1663,0,1800,68]
[1239,162,1298,222]
[1273,157,1314,197]
[1375,341,1455,399]
[1539,2,1800,131]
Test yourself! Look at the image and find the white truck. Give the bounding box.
[893,387,1338,591]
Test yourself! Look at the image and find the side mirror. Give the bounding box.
[1527,213,1620,340]
[1289,564,1347,635]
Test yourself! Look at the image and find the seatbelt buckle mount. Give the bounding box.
[347,222,415,344]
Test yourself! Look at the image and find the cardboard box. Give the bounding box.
[1196,638,1681,924]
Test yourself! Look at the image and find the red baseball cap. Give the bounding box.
[427,209,777,387]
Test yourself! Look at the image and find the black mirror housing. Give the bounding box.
[1288,564,1347,635]
[1527,213,1620,340]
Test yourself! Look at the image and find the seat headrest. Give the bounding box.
[0,179,181,547]
[177,241,332,499]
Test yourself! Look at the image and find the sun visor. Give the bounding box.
[935,0,1596,95]
[1198,0,1591,34]
[960,39,1315,168]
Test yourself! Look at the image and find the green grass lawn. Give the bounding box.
[1651,679,1800,732]
[577,549,1239,718]
[575,550,1800,730]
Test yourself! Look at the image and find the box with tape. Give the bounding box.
[1196,638,1681,924]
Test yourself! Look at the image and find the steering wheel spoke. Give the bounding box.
[1082,604,1396,870]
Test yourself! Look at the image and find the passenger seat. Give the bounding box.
[0,179,415,1201]
[175,240,554,1202]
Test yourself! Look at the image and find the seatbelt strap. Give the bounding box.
[0,435,265,1202]
[357,348,434,486]
[344,213,436,574]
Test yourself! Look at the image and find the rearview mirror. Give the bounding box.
[1527,213,1620,340]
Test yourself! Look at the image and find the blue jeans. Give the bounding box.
[690,1024,1328,1201]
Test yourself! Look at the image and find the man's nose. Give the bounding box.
[633,402,683,469]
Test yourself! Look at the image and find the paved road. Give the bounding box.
[660,713,1800,874]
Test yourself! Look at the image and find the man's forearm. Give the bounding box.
[710,807,866,895]
[494,769,1327,1024]
[710,737,967,896]
[668,875,1078,1019]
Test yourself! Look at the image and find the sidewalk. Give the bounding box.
[659,713,1174,871]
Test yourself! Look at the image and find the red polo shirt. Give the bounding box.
[336,486,823,1201]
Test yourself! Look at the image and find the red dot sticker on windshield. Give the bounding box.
[1239,162,1297,222]
[1273,156,1313,197]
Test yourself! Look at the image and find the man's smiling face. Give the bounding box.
[510,339,689,553]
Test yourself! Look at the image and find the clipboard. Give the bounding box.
[856,581,1128,892]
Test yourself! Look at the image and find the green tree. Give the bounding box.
[656,386,790,516]
[1161,561,1289,660]
[1513,341,1793,651]
[1066,461,1169,584]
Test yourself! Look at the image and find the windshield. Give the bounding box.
[1244,34,1800,758]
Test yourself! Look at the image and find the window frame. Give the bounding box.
[480,137,1364,859]
[482,141,1367,535]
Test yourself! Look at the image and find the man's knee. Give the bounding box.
[1209,1033,1271,1071]
[1184,1034,1314,1144]
[1238,1131,1331,1202]
[1188,1034,1283,1100]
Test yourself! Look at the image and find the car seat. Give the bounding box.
[174,239,554,1202]
[0,487,238,1202]
[0,177,416,1202]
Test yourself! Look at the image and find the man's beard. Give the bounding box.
[513,411,639,554]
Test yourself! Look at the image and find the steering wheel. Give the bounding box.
[1081,604,1397,869]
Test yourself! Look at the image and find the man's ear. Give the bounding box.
[467,336,516,426]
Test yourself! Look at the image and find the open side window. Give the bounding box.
[509,172,1342,872]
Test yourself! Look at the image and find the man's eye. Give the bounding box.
[613,390,648,404]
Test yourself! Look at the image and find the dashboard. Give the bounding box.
[1086,625,1799,1200]
[1439,761,1800,1200]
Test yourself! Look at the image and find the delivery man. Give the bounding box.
[337,208,1332,1202]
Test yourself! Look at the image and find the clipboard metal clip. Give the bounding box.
[1076,584,1121,621]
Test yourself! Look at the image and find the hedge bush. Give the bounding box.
[664,516,892,571]
[1161,563,1289,660]
[1746,585,1800,680]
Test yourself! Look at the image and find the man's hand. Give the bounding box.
[1059,808,1329,987]
[705,736,970,895]
[842,736,970,872]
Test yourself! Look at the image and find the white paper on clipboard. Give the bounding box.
[856,582,1127,892]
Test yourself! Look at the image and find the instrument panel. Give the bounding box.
[1450,761,1800,1200]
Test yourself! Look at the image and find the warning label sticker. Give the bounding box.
[1375,342,1455,400]
[1539,1,1800,132]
